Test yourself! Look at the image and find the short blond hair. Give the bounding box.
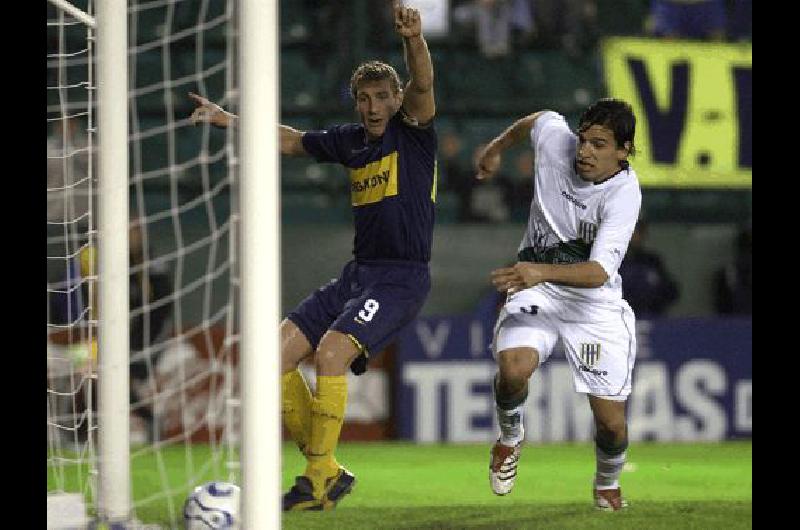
[349,61,402,99]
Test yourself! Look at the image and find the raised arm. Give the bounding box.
[475,111,550,180]
[395,3,435,124]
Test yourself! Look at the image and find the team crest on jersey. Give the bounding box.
[578,220,598,244]
[580,343,601,367]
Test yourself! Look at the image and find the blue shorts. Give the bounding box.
[287,259,431,357]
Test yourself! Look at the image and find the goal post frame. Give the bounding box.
[47,0,96,28]
[238,0,282,527]
[96,0,131,523]
[49,0,280,524]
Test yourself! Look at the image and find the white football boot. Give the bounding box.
[489,439,522,495]
[593,483,629,511]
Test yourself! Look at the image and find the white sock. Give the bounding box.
[594,446,626,490]
[497,405,524,446]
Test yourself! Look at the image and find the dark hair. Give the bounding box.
[578,98,636,156]
[350,61,402,99]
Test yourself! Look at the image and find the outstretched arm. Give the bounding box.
[474,111,549,180]
[395,2,435,124]
[188,93,308,156]
[279,125,308,157]
[188,92,238,128]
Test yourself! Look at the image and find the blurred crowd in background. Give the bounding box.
[277,0,751,318]
[47,0,752,334]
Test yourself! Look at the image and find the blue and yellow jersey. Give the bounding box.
[301,109,437,263]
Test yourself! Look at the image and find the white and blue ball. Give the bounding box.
[183,481,240,529]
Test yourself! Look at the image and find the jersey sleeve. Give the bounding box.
[301,124,354,164]
[530,111,575,166]
[396,110,437,160]
[590,181,642,279]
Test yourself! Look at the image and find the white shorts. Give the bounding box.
[492,285,636,401]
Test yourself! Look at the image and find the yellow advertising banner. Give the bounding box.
[601,38,751,188]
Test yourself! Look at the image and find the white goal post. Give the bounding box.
[95,0,131,523]
[46,0,280,526]
[238,0,281,527]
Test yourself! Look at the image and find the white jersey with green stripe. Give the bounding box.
[519,111,642,308]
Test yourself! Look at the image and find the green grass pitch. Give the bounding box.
[49,441,751,529]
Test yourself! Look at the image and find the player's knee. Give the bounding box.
[596,417,627,438]
[315,348,344,374]
[280,319,313,373]
[316,331,360,376]
[497,349,536,384]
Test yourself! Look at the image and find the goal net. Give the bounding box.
[47,0,244,526]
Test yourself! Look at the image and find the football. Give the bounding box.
[183,481,241,529]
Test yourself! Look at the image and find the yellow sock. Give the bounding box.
[306,375,348,497]
[281,369,313,455]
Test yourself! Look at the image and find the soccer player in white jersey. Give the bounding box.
[475,98,641,511]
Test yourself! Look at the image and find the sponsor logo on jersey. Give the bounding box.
[579,220,598,244]
[580,343,609,375]
[561,190,587,209]
[349,151,399,206]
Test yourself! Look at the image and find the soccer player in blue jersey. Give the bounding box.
[189,2,436,512]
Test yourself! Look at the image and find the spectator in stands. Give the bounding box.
[453,0,535,58]
[128,219,174,443]
[510,150,534,213]
[470,143,514,222]
[52,219,174,444]
[440,130,478,222]
[594,0,651,38]
[712,224,751,315]
[647,0,727,41]
[47,116,94,332]
[618,218,679,318]
[47,116,90,225]
[302,0,353,103]
[48,245,90,328]
[440,133,516,223]
[531,0,600,57]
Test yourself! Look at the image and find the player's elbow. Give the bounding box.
[416,105,436,124]
[526,110,552,128]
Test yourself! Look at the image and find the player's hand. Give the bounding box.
[476,145,501,180]
[491,262,546,294]
[188,92,235,128]
[491,265,524,294]
[394,2,422,38]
